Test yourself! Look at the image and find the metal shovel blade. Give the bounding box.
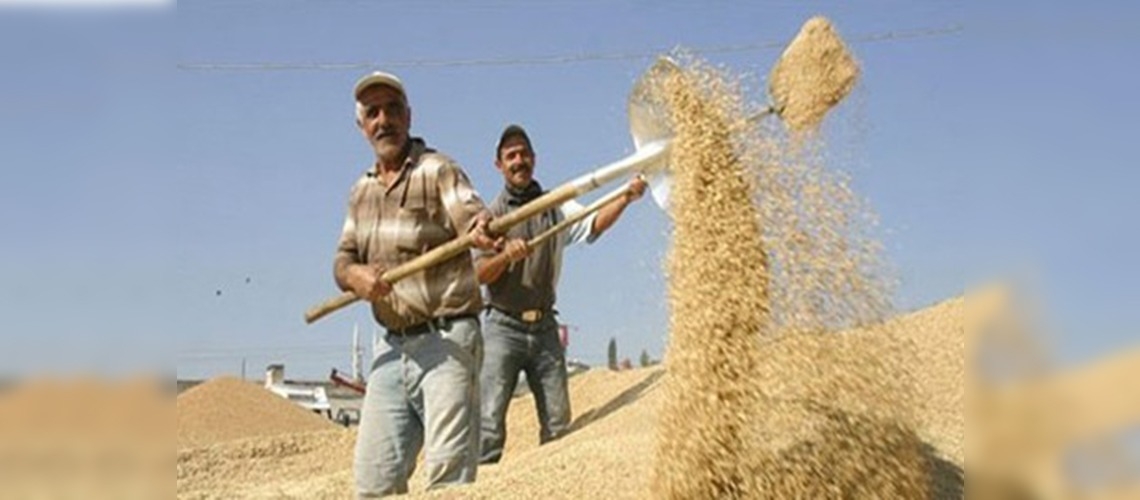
[628,56,682,210]
[648,169,672,211]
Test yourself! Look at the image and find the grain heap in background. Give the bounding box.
[177,376,336,448]
[768,16,860,133]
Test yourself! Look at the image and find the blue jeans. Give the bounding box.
[354,316,483,498]
[478,308,570,464]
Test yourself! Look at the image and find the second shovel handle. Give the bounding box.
[481,181,635,273]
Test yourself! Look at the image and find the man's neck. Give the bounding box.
[374,140,413,175]
[376,158,403,173]
[505,180,536,193]
[504,179,543,205]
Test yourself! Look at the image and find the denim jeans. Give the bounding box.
[479,308,570,464]
[354,316,483,498]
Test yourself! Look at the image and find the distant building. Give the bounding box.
[263,364,332,417]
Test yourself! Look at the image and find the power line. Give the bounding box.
[179,345,351,360]
[177,24,963,72]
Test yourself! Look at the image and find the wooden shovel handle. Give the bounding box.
[305,291,359,324]
[303,233,476,324]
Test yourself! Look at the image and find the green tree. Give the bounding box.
[607,337,618,370]
[640,349,650,367]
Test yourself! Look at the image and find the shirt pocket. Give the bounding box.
[394,202,450,256]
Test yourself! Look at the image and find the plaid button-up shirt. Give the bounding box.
[335,138,489,330]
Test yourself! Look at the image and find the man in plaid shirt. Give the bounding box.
[335,70,497,497]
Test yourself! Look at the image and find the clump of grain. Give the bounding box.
[769,16,860,133]
[177,376,336,448]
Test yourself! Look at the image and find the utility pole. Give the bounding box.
[372,327,380,361]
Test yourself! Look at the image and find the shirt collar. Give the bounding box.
[367,137,426,182]
[503,179,544,206]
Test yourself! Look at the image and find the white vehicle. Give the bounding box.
[264,364,333,418]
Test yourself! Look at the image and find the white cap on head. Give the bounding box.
[353,71,406,101]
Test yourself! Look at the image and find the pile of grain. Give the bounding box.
[498,367,666,464]
[750,402,928,498]
[176,367,667,499]
[170,289,973,498]
[0,377,173,499]
[177,376,336,449]
[419,300,965,500]
[895,295,966,463]
[769,16,860,133]
[430,367,666,499]
[177,428,354,499]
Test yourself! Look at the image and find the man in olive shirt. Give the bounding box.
[476,124,646,464]
[335,71,497,497]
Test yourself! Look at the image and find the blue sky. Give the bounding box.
[0,1,1137,379]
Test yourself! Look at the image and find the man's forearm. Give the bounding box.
[590,194,632,237]
[334,255,359,292]
[476,254,511,285]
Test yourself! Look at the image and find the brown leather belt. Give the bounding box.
[387,314,479,337]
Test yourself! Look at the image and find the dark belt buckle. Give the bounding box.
[520,309,542,323]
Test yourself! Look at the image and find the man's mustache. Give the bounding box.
[373,129,399,141]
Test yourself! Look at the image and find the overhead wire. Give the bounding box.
[177,24,963,72]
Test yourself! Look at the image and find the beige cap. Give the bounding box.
[353,71,406,100]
